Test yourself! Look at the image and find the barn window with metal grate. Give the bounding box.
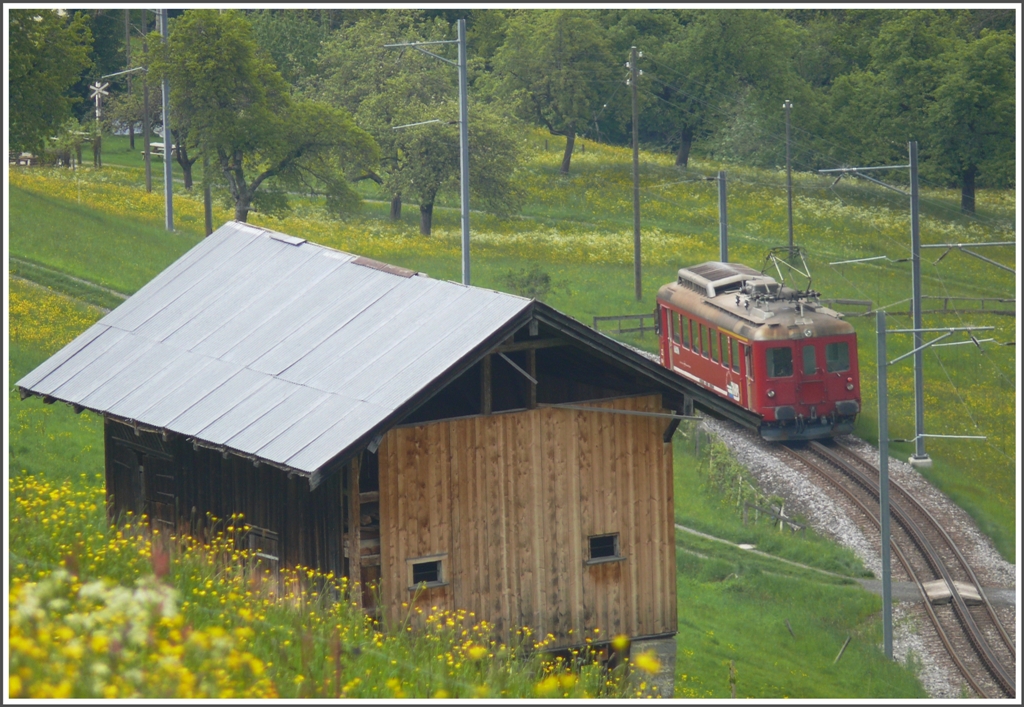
[587,533,621,564]
[407,553,447,589]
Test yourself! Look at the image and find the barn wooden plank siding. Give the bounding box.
[19,222,723,689]
[378,395,676,648]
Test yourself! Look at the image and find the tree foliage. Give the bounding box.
[9,9,93,153]
[487,10,616,174]
[149,10,378,223]
[313,10,525,234]
[827,11,1015,211]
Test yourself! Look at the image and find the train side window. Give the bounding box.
[682,316,690,349]
[730,338,739,372]
[766,347,793,378]
[720,334,728,367]
[710,330,719,362]
[670,312,681,344]
[700,325,709,357]
[826,342,850,372]
[803,345,817,375]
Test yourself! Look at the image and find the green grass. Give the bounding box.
[7,130,1014,696]
[9,185,200,293]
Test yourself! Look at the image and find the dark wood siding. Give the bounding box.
[104,419,343,577]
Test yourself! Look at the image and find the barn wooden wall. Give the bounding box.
[104,419,343,577]
[377,394,676,648]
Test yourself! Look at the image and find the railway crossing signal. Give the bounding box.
[89,81,109,121]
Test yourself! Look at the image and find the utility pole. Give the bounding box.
[142,11,152,193]
[818,140,931,467]
[908,141,928,467]
[876,311,992,659]
[457,18,470,286]
[718,171,728,262]
[784,100,794,259]
[876,309,893,659]
[159,9,173,231]
[125,9,134,150]
[630,46,641,301]
[384,21,471,284]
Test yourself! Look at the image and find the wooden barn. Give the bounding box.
[17,222,742,693]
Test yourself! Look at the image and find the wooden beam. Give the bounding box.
[528,348,537,409]
[481,354,492,415]
[492,338,565,353]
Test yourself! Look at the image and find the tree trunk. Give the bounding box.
[960,164,977,214]
[174,135,195,190]
[419,202,434,235]
[129,123,135,151]
[234,193,251,223]
[390,193,402,221]
[675,127,694,168]
[560,130,576,175]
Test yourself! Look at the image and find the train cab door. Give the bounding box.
[743,344,754,409]
[796,343,826,415]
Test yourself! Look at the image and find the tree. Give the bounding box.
[488,10,616,174]
[9,9,93,153]
[633,10,815,168]
[925,29,1015,212]
[827,11,1014,212]
[247,9,331,86]
[149,10,378,222]
[388,101,525,235]
[311,10,453,221]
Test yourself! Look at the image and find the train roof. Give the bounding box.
[657,261,855,341]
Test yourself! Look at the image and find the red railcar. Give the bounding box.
[656,261,860,441]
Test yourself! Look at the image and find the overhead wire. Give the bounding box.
[638,50,1017,458]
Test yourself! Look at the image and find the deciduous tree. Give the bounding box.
[488,10,616,174]
[149,9,378,222]
[9,9,93,153]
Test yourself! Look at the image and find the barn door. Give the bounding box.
[110,440,146,518]
[144,455,178,534]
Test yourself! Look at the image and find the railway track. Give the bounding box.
[776,440,1015,699]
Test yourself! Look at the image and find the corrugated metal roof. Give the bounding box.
[17,222,531,476]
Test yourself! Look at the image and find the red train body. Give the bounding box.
[656,261,861,441]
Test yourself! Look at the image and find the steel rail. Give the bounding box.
[825,441,1015,661]
[796,442,1015,697]
[774,444,989,698]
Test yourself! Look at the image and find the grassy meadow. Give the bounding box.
[7,129,1013,697]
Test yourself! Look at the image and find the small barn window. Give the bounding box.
[586,534,623,565]
[407,553,448,589]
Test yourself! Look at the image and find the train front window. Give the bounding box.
[826,342,850,372]
[803,345,817,375]
[766,347,793,378]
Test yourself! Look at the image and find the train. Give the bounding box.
[655,253,861,441]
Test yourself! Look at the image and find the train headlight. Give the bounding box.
[846,377,854,391]
[767,389,776,398]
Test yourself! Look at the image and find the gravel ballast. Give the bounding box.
[697,418,1016,699]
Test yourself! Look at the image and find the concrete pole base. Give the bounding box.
[630,635,676,697]
[908,454,933,468]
